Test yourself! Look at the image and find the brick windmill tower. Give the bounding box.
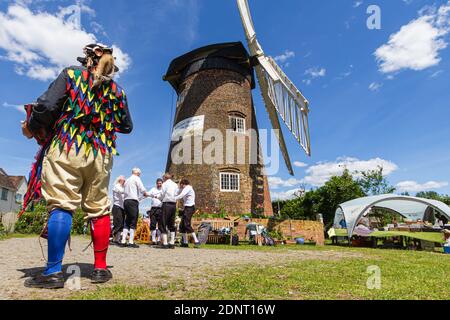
[163,1,311,216]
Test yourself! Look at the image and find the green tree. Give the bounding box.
[416,191,450,205]
[315,170,365,227]
[278,170,365,227]
[357,166,396,196]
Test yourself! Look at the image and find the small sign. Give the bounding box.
[172,115,205,140]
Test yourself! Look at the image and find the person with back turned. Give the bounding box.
[176,179,200,248]
[157,173,179,249]
[122,168,149,248]
[21,43,133,289]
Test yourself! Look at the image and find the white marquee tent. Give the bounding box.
[333,195,450,238]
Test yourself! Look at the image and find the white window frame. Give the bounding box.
[229,116,246,134]
[220,172,240,192]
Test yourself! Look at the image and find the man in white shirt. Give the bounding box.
[157,173,179,249]
[176,179,200,248]
[121,168,149,248]
[111,176,126,245]
[148,178,163,244]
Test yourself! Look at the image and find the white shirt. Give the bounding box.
[124,174,147,201]
[175,185,195,207]
[159,179,179,203]
[149,187,163,208]
[112,183,125,209]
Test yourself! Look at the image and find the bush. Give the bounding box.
[72,209,89,235]
[15,204,48,234]
[0,220,5,239]
[15,204,90,236]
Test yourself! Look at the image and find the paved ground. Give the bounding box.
[0,237,362,300]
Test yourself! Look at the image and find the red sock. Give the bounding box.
[91,215,111,270]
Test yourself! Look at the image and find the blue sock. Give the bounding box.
[44,209,73,276]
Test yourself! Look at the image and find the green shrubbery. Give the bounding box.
[15,203,89,236]
[0,220,5,239]
[14,204,48,234]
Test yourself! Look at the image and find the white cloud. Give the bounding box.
[303,66,326,85]
[271,188,302,201]
[274,49,295,65]
[268,177,303,190]
[396,181,449,192]
[304,157,398,187]
[2,102,26,114]
[430,70,443,78]
[369,82,383,91]
[305,67,326,78]
[0,3,131,81]
[293,161,308,168]
[375,1,450,74]
[353,1,363,8]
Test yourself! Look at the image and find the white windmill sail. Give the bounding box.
[237,0,311,175]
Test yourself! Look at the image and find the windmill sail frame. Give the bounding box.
[237,0,312,176]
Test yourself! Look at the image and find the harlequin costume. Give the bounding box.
[22,44,133,289]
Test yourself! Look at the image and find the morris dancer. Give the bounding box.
[158,173,179,249]
[148,178,163,245]
[111,176,126,245]
[176,179,200,248]
[122,168,149,248]
[21,43,133,289]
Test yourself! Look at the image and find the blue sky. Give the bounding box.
[0,0,449,203]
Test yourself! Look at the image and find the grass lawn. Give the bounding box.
[73,244,450,300]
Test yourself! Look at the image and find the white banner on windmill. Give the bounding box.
[171,115,205,140]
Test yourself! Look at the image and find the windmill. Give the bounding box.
[163,0,311,216]
[237,0,311,174]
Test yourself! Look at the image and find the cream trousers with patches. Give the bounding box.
[41,146,113,219]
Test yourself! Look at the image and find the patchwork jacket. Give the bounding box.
[28,66,133,156]
[20,66,133,215]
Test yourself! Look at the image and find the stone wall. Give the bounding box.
[1,212,17,233]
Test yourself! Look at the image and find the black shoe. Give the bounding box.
[128,243,140,249]
[168,244,175,249]
[194,242,201,249]
[24,272,65,290]
[91,269,113,284]
[156,245,170,249]
[119,243,128,248]
[180,243,189,248]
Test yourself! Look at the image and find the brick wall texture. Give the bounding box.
[166,68,273,216]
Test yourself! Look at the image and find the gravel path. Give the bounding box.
[0,237,361,300]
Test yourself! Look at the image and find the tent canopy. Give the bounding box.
[333,195,450,238]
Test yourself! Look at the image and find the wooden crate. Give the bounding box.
[207,234,230,244]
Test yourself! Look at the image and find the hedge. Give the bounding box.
[15,203,89,235]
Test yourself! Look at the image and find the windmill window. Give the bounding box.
[220,172,240,192]
[230,116,246,134]
[176,90,187,108]
[1,188,8,201]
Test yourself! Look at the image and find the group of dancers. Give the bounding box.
[111,170,199,249]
